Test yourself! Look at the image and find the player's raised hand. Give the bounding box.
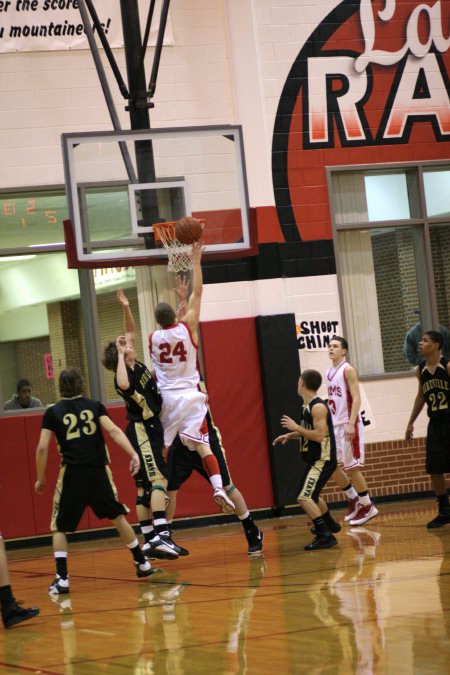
[174,274,190,302]
[116,335,127,354]
[117,288,129,307]
[191,239,205,262]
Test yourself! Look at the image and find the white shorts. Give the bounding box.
[160,388,209,448]
[334,421,365,470]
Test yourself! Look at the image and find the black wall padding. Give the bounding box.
[255,314,304,508]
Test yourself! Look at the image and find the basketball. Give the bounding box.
[175,216,204,245]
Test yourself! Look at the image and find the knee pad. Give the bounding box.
[141,489,151,509]
[136,490,151,508]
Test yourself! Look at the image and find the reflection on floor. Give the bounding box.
[2,498,450,674]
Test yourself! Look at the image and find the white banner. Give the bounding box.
[296,318,340,351]
[0,0,173,53]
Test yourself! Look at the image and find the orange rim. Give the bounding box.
[153,219,206,243]
[153,221,177,243]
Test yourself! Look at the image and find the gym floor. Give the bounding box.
[2,498,449,674]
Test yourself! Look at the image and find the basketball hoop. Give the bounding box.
[153,222,194,273]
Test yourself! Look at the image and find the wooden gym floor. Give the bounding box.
[1,498,450,674]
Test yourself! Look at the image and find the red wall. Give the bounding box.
[0,319,274,541]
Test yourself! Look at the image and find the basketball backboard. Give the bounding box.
[61,125,255,267]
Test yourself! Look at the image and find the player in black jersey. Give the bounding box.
[273,369,339,550]
[405,330,450,528]
[167,404,264,556]
[103,289,185,560]
[34,367,153,594]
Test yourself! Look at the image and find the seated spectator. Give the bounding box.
[3,379,44,410]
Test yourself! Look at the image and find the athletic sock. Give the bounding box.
[358,490,371,506]
[438,494,450,510]
[0,584,14,608]
[239,512,258,535]
[322,510,338,529]
[343,484,358,500]
[127,539,146,565]
[153,511,168,535]
[201,455,224,490]
[55,551,68,579]
[140,519,153,543]
[311,516,331,536]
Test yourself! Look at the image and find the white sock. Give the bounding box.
[210,474,222,491]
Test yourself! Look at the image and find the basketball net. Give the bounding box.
[153,222,194,273]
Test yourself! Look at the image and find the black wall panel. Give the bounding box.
[255,314,304,508]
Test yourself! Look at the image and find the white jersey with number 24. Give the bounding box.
[149,321,200,391]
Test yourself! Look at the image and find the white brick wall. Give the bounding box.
[0,0,430,445]
[202,275,428,443]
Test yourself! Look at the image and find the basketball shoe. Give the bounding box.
[135,561,154,578]
[310,520,341,535]
[427,506,450,529]
[213,487,235,514]
[2,600,40,629]
[246,529,264,556]
[48,575,70,595]
[167,527,190,556]
[143,534,184,560]
[349,503,379,526]
[304,534,338,551]
[344,496,361,521]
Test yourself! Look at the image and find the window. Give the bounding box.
[0,252,84,408]
[329,163,449,377]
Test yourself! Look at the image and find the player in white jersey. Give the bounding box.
[326,336,378,526]
[149,240,234,515]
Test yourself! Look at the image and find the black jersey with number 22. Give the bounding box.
[419,357,450,419]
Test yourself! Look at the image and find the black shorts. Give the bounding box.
[297,458,336,503]
[167,414,231,491]
[126,418,167,487]
[426,417,450,474]
[51,464,128,533]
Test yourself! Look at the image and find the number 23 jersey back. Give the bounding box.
[42,396,109,466]
[149,321,200,391]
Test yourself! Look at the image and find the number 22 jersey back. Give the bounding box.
[41,396,109,466]
[149,321,200,391]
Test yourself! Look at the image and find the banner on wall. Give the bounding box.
[0,1,173,53]
[273,0,450,241]
[296,318,340,351]
[359,383,376,429]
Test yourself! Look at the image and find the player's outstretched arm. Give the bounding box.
[100,415,140,475]
[182,241,204,334]
[117,288,135,349]
[174,274,190,321]
[115,336,131,391]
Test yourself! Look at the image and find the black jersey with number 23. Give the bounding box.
[42,396,110,466]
